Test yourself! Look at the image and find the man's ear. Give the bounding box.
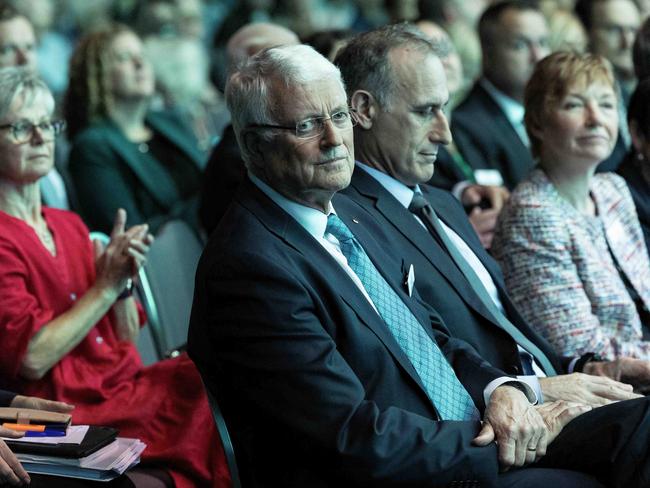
[350,90,378,129]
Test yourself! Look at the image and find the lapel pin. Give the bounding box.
[352,218,359,224]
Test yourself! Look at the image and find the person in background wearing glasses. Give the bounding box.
[0,67,231,487]
[65,24,205,236]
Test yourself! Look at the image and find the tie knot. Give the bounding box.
[326,213,355,242]
[409,192,428,214]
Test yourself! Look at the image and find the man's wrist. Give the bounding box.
[484,377,538,405]
[117,278,134,300]
[574,353,603,373]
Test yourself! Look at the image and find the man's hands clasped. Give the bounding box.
[473,385,591,470]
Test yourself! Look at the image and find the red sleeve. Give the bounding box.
[0,241,54,380]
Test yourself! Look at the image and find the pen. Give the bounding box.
[2,423,67,432]
[2,423,46,432]
[24,430,66,437]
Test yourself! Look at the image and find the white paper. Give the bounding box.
[1,425,88,445]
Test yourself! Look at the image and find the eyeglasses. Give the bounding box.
[247,109,357,139]
[0,119,66,144]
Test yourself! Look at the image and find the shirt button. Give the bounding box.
[70,293,77,301]
[96,336,104,344]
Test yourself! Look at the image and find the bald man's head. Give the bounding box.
[227,22,299,68]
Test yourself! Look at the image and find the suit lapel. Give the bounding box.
[473,84,533,184]
[350,170,502,324]
[236,179,433,399]
[422,186,508,290]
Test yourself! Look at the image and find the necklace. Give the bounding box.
[35,222,56,255]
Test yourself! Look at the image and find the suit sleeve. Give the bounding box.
[190,249,502,486]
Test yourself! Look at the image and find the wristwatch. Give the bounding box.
[574,352,603,372]
[117,278,134,300]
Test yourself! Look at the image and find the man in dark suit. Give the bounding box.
[189,40,650,488]
[336,23,650,405]
[451,0,547,189]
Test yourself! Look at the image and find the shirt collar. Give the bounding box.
[248,171,330,240]
[479,77,525,127]
[356,161,420,209]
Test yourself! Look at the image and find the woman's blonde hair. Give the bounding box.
[524,51,615,158]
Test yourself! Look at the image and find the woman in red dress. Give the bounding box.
[0,68,230,487]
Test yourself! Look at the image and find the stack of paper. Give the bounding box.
[15,437,146,482]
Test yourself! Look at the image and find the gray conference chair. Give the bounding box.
[135,220,204,358]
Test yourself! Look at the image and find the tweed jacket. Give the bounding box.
[492,169,650,360]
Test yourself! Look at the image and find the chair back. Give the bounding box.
[137,220,203,357]
[199,373,242,488]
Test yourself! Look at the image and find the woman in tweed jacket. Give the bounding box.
[492,52,650,361]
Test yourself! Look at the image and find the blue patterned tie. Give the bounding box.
[326,214,479,420]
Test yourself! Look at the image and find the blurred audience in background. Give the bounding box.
[65,25,205,235]
[303,28,355,60]
[547,9,588,53]
[576,0,641,100]
[128,0,230,153]
[418,0,485,89]
[619,79,650,256]
[9,0,72,98]
[452,0,549,190]
[575,0,639,171]
[199,21,298,235]
[633,16,650,81]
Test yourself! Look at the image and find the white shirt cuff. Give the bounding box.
[451,180,472,201]
[483,376,539,406]
[567,357,580,373]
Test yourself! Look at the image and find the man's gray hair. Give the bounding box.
[225,44,344,167]
[0,67,53,121]
[334,23,438,110]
